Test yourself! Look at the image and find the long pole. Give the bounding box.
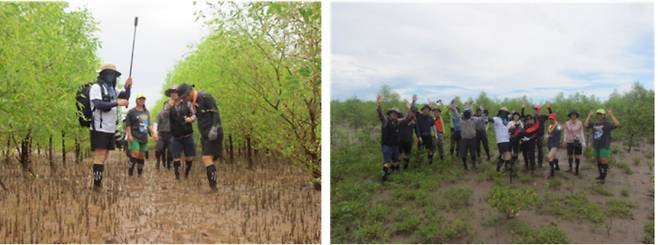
[129,16,138,78]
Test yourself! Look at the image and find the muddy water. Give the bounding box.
[0,151,320,243]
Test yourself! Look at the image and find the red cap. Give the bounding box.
[533,104,541,110]
[548,113,557,120]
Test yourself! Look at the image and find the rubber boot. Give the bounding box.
[128,157,135,176]
[92,164,104,190]
[174,161,181,180]
[206,164,218,192]
[496,158,503,172]
[462,157,468,170]
[575,159,580,176]
[428,154,433,165]
[568,157,573,172]
[403,158,409,169]
[555,159,560,171]
[600,164,608,184]
[184,160,193,178]
[137,159,144,176]
[382,166,389,182]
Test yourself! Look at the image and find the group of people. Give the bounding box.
[88,63,224,192]
[376,95,620,184]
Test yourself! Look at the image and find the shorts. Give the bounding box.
[399,141,412,155]
[382,144,400,163]
[497,142,511,154]
[90,130,116,151]
[421,135,434,152]
[170,134,196,159]
[594,148,611,158]
[566,142,582,155]
[200,136,221,158]
[127,140,148,152]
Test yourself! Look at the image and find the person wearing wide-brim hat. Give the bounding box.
[416,101,437,165]
[564,110,585,175]
[376,95,401,182]
[398,97,420,170]
[88,63,134,191]
[125,93,158,177]
[585,108,620,184]
[507,110,524,164]
[155,86,178,171]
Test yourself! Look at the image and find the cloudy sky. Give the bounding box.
[67,0,210,110]
[331,2,654,102]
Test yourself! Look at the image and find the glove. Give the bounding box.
[522,137,530,141]
[208,125,218,141]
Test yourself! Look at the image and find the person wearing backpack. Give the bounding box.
[168,87,197,181]
[177,83,223,191]
[155,86,177,170]
[87,64,132,190]
[126,93,158,177]
[491,107,512,172]
[585,109,620,184]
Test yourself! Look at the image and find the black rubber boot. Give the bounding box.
[174,161,181,180]
[382,166,389,182]
[92,164,104,190]
[137,159,144,176]
[462,157,468,170]
[575,159,580,176]
[496,158,503,172]
[600,164,608,184]
[184,160,193,178]
[549,160,556,177]
[555,159,560,171]
[595,162,603,180]
[568,157,573,172]
[206,164,218,191]
[128,157,135,176]
[428,154,433,165]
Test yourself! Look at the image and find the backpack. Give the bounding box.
[76,81,106,128]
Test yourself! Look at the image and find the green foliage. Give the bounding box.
[590,184,613,196]
[547,178,561,189]
[510,222,569,244]
[644,221,654,244]
[488,185,539,218]
[438,187,473,209]
[606,83,654,151]
[159,2,321,177]
[606,198,635,219]
[0,2,99,148]
[540,193,604,223]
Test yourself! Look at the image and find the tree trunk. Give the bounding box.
[247,136,253,168]
[61,131,66,166]
[229,134,234,163]
[75,135,81,164]
[49,136,53,166]
[4,135,10,165]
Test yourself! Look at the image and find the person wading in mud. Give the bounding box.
[521,101,553,168]
[585,109,620,184]
[376,95,400,182]
[126,93,158,177]
[89,64,132,191]
[416,100,436,165]
[431,99,446,161]
[491,107,512,172]
[168,86,197,181]
[155,86,177,170]
[546,113,562,178]
[177,83,223,191]
[398,98,419,170]
[564,110,585,176]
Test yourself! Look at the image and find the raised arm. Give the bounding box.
[608,109,620,127]
[584,111,593,128]
[376,95,386,123]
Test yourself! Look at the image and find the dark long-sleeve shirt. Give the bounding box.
[377,106,399,146]
[521,107,552,136]
[194,92,222,139]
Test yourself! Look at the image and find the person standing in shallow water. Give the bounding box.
[585,108,620,184]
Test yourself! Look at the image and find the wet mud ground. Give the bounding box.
[0,151,320,243]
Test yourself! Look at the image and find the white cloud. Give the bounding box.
[331,2,654,101]
[66,0,210,109]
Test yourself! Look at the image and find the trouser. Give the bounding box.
[435,133,445,159]
[475,130,490,160]
[521,141,536,171]
[155,133,172,169]
[535,136,544,167]
[510,139,520,162]
[450,129,461,157]
[460,138,477,169]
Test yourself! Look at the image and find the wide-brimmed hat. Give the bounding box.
[98,63,121,75]
[421,104,432,111]
[499,107,509,112]
[387,107,401,116]
[165,85,178,97]
[596,108,606,114]
[567,110,580,118]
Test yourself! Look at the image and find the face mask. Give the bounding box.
[101,72,118,84]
